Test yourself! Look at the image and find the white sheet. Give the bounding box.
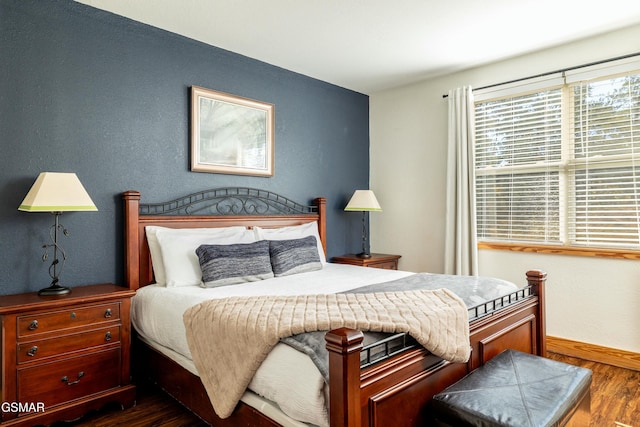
[131,263,413,426]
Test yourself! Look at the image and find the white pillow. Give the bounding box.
[156,228,256,287]
[145,226,248,286]
[254,222,326,264]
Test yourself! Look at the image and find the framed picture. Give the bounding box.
[190,86,274,176]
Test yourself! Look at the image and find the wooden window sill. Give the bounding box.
[478,242,640,260]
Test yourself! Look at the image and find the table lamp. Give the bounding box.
[18,172,98,295]
[344,190,381,258]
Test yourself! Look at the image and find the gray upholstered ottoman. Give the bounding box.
[432,350,591,427]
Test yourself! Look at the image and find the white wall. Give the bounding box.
[370,24,640,353]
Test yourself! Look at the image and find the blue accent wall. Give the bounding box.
[0,0,370,295]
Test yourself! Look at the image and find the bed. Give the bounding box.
[122,187,547,427]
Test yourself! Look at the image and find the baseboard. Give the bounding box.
[547,336,640,371]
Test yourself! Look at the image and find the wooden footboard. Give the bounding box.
[325,270,546,427]
[132,270,545,427]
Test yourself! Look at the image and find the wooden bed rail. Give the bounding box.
[526,269,547,356]
[325,269,547,427]
[123,190,141,289]
[326,328,365,427]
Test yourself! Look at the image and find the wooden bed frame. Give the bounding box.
[122,188,547,427]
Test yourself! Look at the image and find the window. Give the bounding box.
[475,69,640,251]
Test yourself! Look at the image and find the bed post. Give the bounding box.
[123,191,141,290]
[526,269,547,356]
[326,327,364,427]
[314,197,327,256]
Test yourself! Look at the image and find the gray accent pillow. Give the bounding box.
[196,240,274,288]
[269,236,323,277]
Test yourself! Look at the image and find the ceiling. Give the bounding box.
[75,0,640,94]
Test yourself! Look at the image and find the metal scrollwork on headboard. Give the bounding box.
[138,187,317,216]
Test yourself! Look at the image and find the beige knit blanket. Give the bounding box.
[183,289,470,418]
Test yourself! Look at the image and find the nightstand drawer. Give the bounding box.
[17,347,121,410]
[367,260,398,269]
[17,302,120,337]
[17,325,121,364]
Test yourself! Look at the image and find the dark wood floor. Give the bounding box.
[50,383,207,427]
[52,352,639,427]
[548,353,639,427]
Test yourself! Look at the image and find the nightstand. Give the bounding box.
[0,284,136,426]
[331,253,401,270]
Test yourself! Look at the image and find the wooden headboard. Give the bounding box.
[123,188,327,290]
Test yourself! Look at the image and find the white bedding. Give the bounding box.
[131,263,413,426]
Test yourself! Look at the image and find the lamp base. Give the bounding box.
[38,284,71,296]
[356,252,372,259]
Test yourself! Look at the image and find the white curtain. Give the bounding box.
[444,86,478,276]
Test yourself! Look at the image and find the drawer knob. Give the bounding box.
[28,320,38,330]
[104,309,112,318]
[105,331,112,341]
[61,371,84,386]
[27,346,38,357]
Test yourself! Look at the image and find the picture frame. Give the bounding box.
[190,86,274,176]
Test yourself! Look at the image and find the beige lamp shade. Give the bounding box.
[18,172,98,212]
[344,190,382,211]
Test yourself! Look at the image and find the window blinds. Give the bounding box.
[568,74,640,247]
[475,70,640,249]
[475,89,562,243]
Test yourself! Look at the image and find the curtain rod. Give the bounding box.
[441,51,640,98]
